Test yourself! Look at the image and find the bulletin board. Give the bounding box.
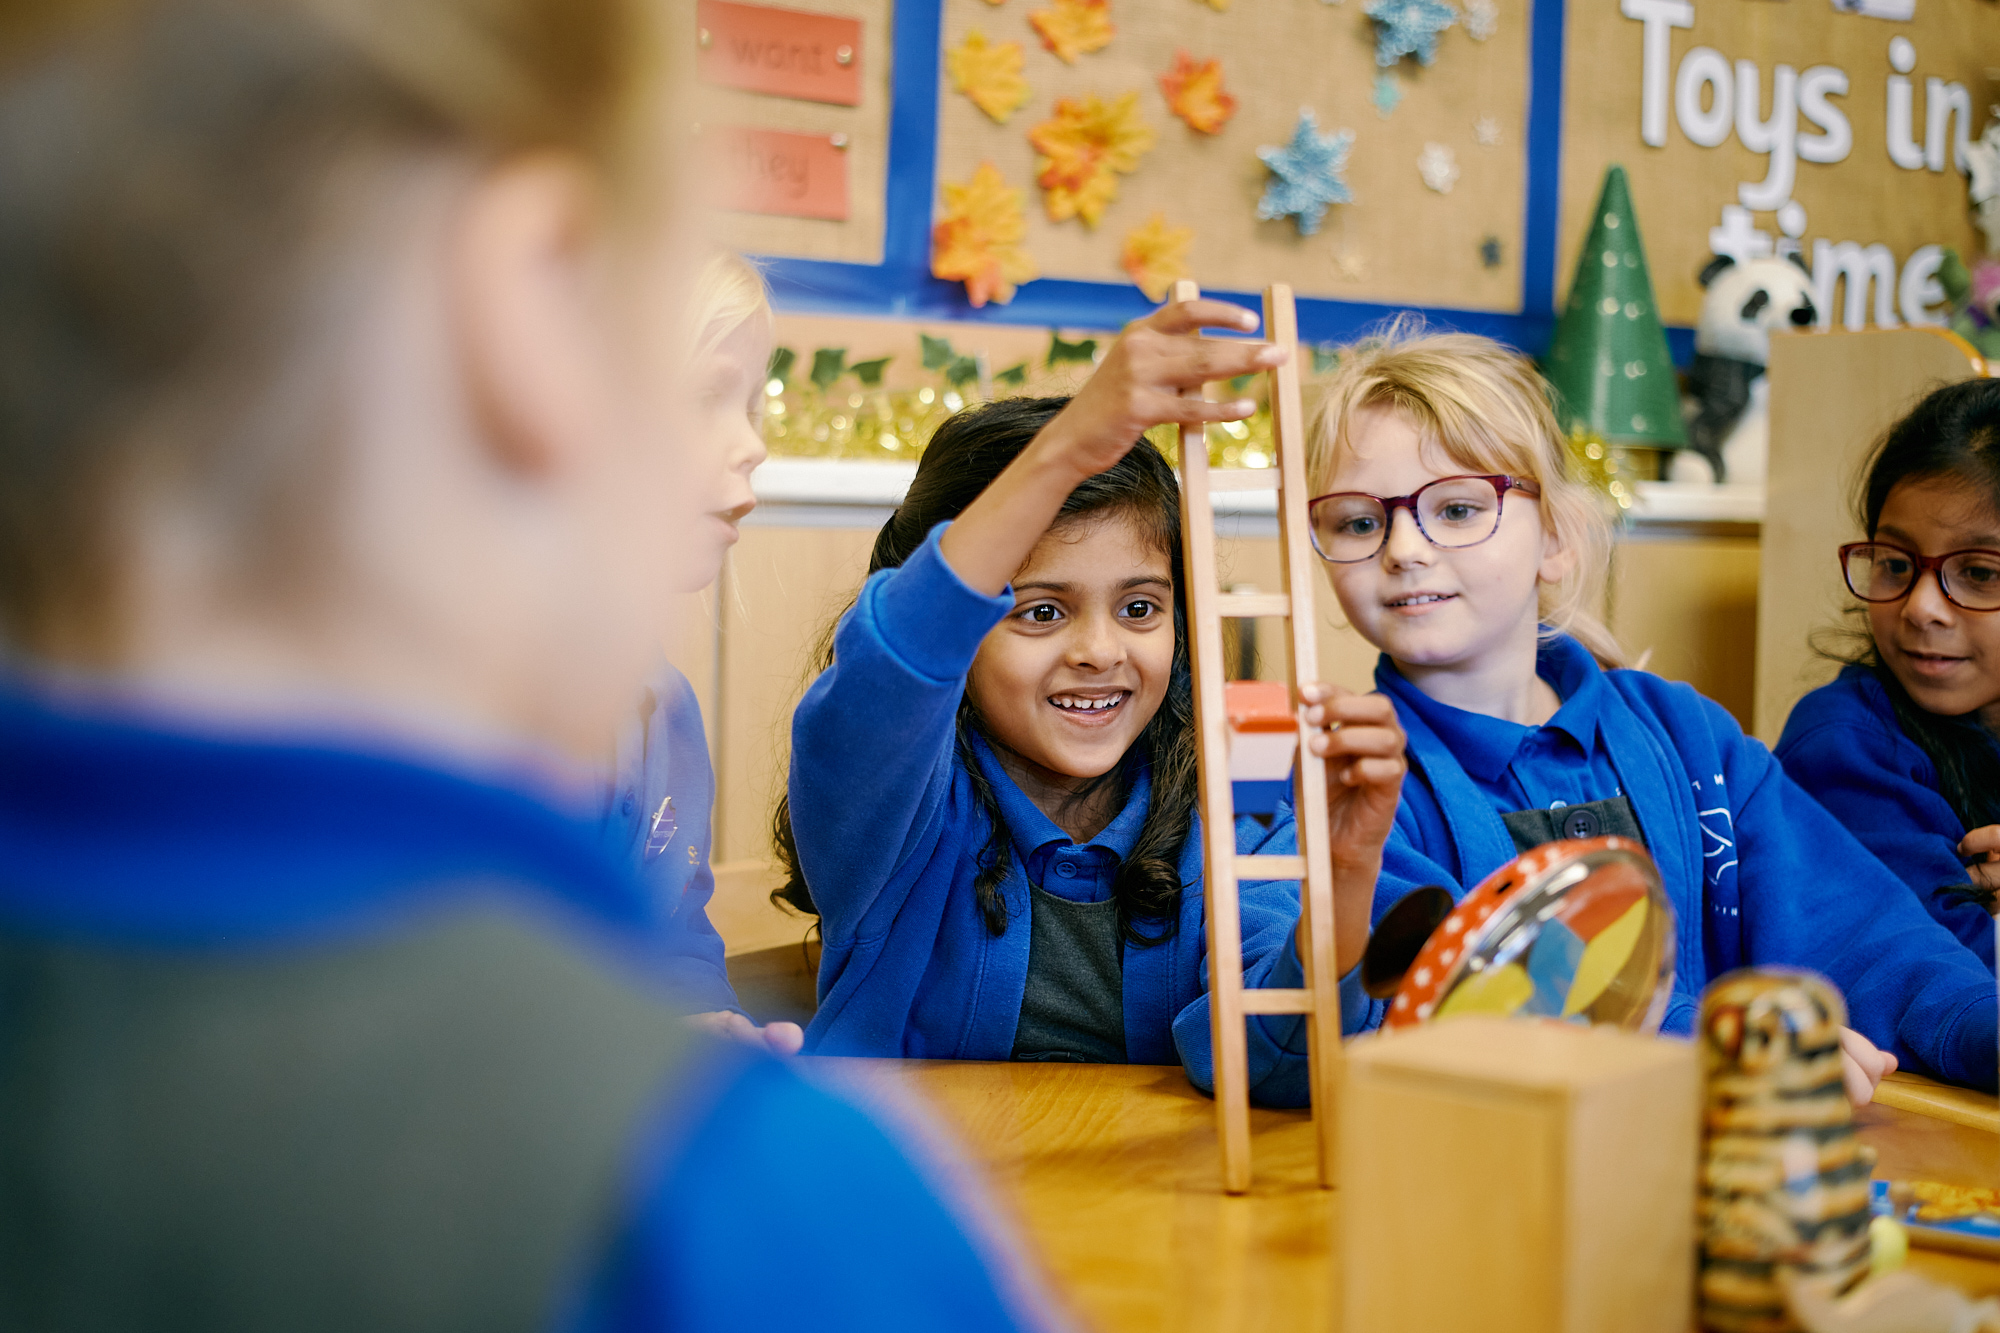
[1560,1,2000,327]
[933,0,1534,311]
[678,0,895,266]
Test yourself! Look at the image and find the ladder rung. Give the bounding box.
[1218,592,1289,618]
[1237,855,1305,879]
[1208,468,1279,493]
[1239,989,1312,1015]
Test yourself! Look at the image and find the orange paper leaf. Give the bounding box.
[1027,90,1154,227]
[1028,0,1113,64]
[1121,212,1194,302]
[1158,50,1236,134]
[947,32,1030,124]
[931,162,1039,308]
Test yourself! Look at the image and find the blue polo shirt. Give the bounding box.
[0,676,1047,1331]
[991,748,1147,905]
[1380,642,1623,814]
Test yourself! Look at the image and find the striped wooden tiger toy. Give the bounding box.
[1698,970,1874,1333]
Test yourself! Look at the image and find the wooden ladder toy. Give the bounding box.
[1172,278,1344,1195]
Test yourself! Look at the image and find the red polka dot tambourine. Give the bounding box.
[1385,836,1677,1034]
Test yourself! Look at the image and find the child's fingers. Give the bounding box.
[1143,298,1261,336]
[1308,722,1404,761]
[1958,823,2000,858]
[1970,860,2000,892]
[1146,390,1262,425]
[1138,338,1286,391]
[1333,755,1407,787]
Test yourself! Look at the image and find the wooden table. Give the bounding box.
[823,1059,2000,1333]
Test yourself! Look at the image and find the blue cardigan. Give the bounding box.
[790,524,1359,1096]
[1777,664,1998,970]
[1356,636,1997,1091]
[602,659,741,1015]
[0,679,1041,1332]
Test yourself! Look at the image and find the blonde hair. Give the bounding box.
[689,252,772,367]
[0,0,674,658]
[1306,320,1624,666]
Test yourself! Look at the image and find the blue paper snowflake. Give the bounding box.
[1371,72,1402,118]
[1256,109,1354,237]
[1364,0,1457,67]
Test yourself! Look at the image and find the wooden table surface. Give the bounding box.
[822,1058,2000,1333]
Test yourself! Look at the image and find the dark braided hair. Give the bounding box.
[1824,377,2000,910]
[771,396,1197,945]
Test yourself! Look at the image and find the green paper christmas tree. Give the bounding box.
[1543,165,1686,451]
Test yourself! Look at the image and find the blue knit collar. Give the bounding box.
[0,677,657,948]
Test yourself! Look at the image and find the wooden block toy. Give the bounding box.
[1223,679,1297,816]
[1340,1017,1701,1333]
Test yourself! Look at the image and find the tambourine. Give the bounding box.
[1379,836,1676,1034]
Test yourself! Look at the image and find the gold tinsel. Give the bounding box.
[762,334,1295,469]
[1565,425,1638,513]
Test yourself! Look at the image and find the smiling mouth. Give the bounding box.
[1901,648,1970,672]
[1385,592,1456,610]
[1049,690,1130,718]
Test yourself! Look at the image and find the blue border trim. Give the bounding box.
[1521,0,1564,321]
[758,0,1694,362]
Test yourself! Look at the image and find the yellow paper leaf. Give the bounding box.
[1027,0,1113,65]
[1158,50,1236,135]
[1027,90,1154,227]
[931,162,1039,308]
[1196,0,1229,9]
[947,32,1030,125]
[1121,212,1193,302]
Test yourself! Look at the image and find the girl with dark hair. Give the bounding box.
[1777,377,2000,974]
[776,301,1407,1097]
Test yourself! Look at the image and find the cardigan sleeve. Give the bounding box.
[579,1048,1053,1333]
[788,524,1015,950]
[1731,734,1998,1090]
[611,665,741,1016]
[1171,809,1419,1109]
[1777,707,1997,969]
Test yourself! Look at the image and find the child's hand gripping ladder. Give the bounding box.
[1172,279,1344,1194]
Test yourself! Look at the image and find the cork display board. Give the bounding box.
[934,0,1532,311]
[1560,2,2000,328]
[678,0,894,265]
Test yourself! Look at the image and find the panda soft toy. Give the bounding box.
[1665,253,1818,486]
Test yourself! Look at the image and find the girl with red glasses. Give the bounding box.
[1777,378,2000,982]
[1287,324,1995,1100]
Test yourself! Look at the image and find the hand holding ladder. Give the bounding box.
[1172,278,1344,1194]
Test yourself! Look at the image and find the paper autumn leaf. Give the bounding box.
[1196,0,1229,10]
[948,32,1030,124]
[1028,0,1113,64]
[1028,90,1154,227]
[931,162,1038,308]
[1121,213,1193,302]
[1158,51,1235,135]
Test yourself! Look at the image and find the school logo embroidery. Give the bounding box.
[643,795,678,861]
[1691,774,1739,896]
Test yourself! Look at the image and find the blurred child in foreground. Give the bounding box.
[0,1,1052,1328]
